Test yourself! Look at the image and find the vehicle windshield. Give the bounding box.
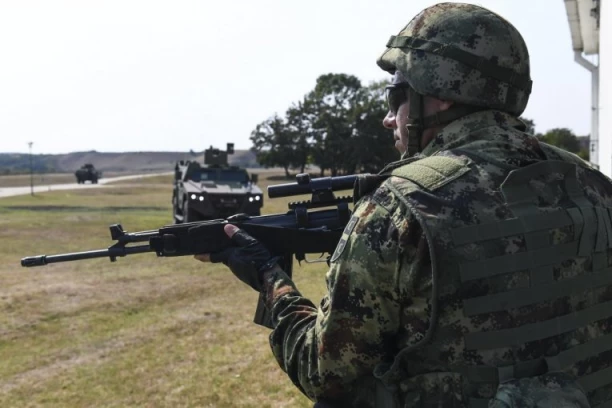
[190,169,249,183]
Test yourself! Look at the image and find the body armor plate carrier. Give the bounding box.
[372,152,612,408]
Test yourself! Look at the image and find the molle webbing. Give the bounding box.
[465,299,612,350]
[462,262,612,316]
[451,161,612,400]
[459,240,580,282]
[386,35,533,93]
[451,208,612,248]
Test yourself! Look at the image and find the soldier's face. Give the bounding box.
[383,91,411,154]
[382,71,412,154]
[382,71,453,155]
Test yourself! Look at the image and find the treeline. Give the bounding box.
[0,150,261,176]
[251,73,591,178]
[521,118,590,161]
[250,73,396,177]
[0,154,60,175]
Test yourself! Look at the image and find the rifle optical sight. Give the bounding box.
[267,174,358,198]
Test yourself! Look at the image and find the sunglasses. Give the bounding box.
[385,83,412,114]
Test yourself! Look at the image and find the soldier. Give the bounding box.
[197,3,610,407]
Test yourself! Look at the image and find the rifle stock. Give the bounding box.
[20,173,362,328]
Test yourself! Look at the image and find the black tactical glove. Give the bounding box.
[209,225,279,292]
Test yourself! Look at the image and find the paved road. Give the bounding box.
[0,172,172,198]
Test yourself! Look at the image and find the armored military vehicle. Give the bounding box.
[172,143,263,223]
[75,163,102,184]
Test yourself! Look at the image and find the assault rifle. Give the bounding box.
[20,173,360,328]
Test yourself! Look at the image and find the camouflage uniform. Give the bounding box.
[262,109,612,407]
[258,3,612,407]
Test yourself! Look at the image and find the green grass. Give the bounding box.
[0,172,330,407]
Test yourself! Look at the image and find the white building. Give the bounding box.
[564,0,611,176]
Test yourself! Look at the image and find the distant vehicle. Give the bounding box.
[75,163,102,184]
[172,143,263,223]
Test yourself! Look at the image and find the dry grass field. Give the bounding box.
[0,171,332,407]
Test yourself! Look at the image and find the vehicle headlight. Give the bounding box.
[190,194,197,200]
[255,195,261,201]
[249,197,254,202]
[199,196,204,201]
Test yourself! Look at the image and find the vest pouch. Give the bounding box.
[488,372,590,408]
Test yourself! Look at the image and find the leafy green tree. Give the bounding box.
[285,100,313,174]
[537,128,581,153]
[305,73,362,176]
[250,114,296,178]
[577,134,590,161]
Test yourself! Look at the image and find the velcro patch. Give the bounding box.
[330,215,359,263]
[390,155,471,191]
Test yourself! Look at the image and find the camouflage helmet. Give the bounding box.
[377,2,532,116]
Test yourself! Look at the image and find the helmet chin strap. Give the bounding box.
[404,87,423,158]
[402,86,485,158]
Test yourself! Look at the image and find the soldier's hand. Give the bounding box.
[195,224,278,292]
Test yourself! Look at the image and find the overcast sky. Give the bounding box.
[0,0,596,154]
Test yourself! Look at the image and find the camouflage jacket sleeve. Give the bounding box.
[261,193,415,402]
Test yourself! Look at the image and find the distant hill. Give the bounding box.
[0,149,260,175]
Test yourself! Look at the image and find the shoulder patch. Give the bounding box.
[330,215,359,263]
[390,155,471,191]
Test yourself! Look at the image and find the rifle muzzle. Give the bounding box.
[21,256,47,267]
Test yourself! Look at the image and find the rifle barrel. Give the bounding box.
[21,245,153,267]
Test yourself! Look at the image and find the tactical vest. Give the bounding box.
[372,148,612,408]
